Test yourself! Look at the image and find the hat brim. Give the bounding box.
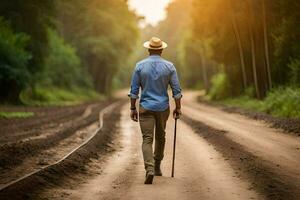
[143,41,168,49]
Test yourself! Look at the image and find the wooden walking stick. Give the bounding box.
[171,117,178,177]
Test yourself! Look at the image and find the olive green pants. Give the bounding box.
[139,106,170,172]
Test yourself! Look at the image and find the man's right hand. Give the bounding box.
[173,108,182,119]
[130,109,138,122]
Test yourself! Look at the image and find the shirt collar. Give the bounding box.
[149,55,161,59]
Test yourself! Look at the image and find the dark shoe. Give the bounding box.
[144,171,154,184]
[154,160,162,176]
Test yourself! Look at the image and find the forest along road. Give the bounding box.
[38,91,300,200]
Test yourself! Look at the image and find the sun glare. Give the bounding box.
[128,0,173,26]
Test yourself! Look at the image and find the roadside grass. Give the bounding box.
[207,87,300,118]
[20,87,104,106]
[221,96,265,112]
[0,111,34,119]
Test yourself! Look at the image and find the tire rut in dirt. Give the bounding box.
[223,106,300,136]
[182,115,300,200]
[198,98,300,136]
[0,102,124,200]
[0,103,91,138]
[0,101,112,169]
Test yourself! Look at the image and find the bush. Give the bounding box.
[0,17,32,102]
[219,87,300,118]
[263,87,300,118]
[244,87,255,98]
[20,87,103,106]
[222,96,265,112]
[38,28,93,90]
[288,58,300,86]
[208,72,231,100]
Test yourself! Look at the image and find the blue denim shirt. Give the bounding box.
[128,55,182,111]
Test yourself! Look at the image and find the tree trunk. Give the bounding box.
[200,46,209,94]
[228,0,247,89]
[247,0,261,99]
[262,0,272,89]
[0,81,22,104]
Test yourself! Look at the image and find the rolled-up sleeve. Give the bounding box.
[128,66,140,99]
[170,65,182,99]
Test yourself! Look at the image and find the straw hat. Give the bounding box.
[143,37,168,50]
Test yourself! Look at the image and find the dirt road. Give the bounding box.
[34,91,299,200]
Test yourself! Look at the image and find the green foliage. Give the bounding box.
[0,0,55,74]
[39,28,92,89]
[221,96,265,112]
[56,0,139,94]
[0,111,34,119]
[1,0,138,104]
[208,72,231,100]
[0,17,32,101]
[288,58,300,86]
[161,0,300,99]
[220,87,300,118]
[244,87,255,98]
[20,87,103,106]
[178,32,205,88]
[263,87,300,118]
[272,0,300,86]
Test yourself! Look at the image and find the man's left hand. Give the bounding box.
[173,108,182,119]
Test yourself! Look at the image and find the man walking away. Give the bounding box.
[128,37,182,184]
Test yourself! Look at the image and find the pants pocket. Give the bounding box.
[139,106,148,115]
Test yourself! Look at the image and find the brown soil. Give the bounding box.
[0,102,124,200]
[34,104,263,200]
[0,101,113,170]
[182,115,300,200]
[0,103,91,138]
[197,96,300,136]
[0,91,299,200]
[222,106,300,136]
